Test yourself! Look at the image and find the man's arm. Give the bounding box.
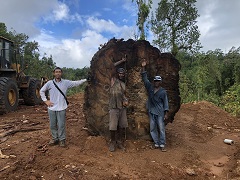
[164,110,169,121]
[114,57,126,67]
[111,57,127,84]
[40,83,48,101]
[67,79,87,88]
[141,59,151,90]
[40,82,53,107]
[121,82,129,107]
[163,91,169,120]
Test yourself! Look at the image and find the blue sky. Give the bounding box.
[1,0,240,68]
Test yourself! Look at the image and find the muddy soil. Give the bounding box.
[0,93,240,180]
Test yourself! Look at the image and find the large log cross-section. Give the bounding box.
[84,39,181,139]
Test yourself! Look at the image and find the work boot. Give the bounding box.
[117,140,125,150]
[160,146,167,152]
[109,130,116,152]
[116,128,126,150]
[109,140,116,152]
[48,139,59,146]
[59,140,66,147]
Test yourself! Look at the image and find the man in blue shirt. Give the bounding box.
[40,67,86,147]
[141,59,169,152]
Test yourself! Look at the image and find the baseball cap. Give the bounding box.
[117,68,125,73]
[153,75,162,81]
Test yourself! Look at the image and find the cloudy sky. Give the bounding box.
[0,0,240,68]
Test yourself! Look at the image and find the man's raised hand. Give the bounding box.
[141,59,147,67]
[121,56,127,62]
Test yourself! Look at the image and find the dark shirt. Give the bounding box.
[141,71,169,116]
[109,78,126,109]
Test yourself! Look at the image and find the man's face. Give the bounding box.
[53,69,62,79]
[154,80,161,88]
[118,72,125,80]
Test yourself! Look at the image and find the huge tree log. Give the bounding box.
[84,39,181,139]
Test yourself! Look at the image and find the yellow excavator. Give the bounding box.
[0,36,42,114]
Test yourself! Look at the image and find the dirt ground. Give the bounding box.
[0,93,240,180]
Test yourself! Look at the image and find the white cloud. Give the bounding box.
[0,0,58,36]
[53,3,70,21]
[196,1,216,37]
[43,1,83,24]
[32,29,59,48]
[34,29,108,68]
[0,0,83,37]
[119,25,136,40]
[86,17,119,33]
[122,0,137,17]
[196,0,240,52]
[86,17,135,39]
[34,20,136,68]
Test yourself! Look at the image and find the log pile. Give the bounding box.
[84,39,181,139]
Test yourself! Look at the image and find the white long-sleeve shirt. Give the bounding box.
[40,78,87,111]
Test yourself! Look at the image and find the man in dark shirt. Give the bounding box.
[108,58,128,152]
[141,59,169,152]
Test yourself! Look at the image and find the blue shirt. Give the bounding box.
[141,71,169,116]
[40,78,86,111]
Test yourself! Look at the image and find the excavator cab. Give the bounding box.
[0,37,18,77]
[0,36,42,114]
[0,37,12,69]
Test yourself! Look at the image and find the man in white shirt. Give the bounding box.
[40,67,86,147]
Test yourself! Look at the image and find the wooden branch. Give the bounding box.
[0,126,45,138]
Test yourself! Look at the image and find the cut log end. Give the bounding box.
[84,39,181,139]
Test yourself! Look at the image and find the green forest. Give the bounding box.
[1,0,240,117]
[132,0,240,117]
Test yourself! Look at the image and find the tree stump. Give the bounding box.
[84,39,181,139]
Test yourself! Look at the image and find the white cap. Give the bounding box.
[153,75,162,81]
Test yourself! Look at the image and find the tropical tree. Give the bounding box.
[132,0,152,40]
[151,0,201,56]
[223,47,240,85]
[0,23,11,39]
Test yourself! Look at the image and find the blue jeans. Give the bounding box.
[149,112,166,147]
[48,109,66,141]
